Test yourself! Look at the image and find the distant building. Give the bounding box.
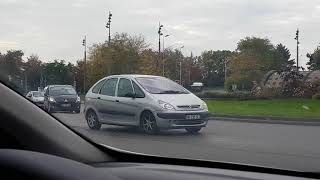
[261,70,320,88]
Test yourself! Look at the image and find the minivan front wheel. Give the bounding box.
[140,111,158,134]
[86,110,101,130]
[47,104,54,113]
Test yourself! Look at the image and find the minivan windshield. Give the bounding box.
[136,77,189,94]
[49,87,76,96]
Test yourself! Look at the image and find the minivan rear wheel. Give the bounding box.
[140,111,158,134]
[86,110,101,130]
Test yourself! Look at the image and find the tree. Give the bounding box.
[25,54,43,90]
[162,48,184,81]
[74,60,85,93]
[0,50,25,93]
[140,49,160,75]
[2,50,24,78]
[199,50,233,86]
[226,52,264,90]
[85,33,150,88]
[274,43,293,71]
[181,52,202,86]
[307,48,320,70]
[237,37,275,71]
[281,69,304,97]
[44,60,74,86]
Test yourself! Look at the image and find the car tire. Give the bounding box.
[140,111,158,134]
[86,110,101,130]
[75,109,81,114]
[185,127,202,134]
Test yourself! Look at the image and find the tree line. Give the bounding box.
[1,32,320,94]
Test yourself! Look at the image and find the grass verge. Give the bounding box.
[206,99,320,119]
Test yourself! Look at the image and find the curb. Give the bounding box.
[209,114,320,126]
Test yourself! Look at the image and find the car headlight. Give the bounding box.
[76,96,81,102]
[202,101,208,110]
[158,100,175,110]
[49,97,56,102]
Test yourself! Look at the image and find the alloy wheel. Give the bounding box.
[141,112,158,134]
[86,111,101,130]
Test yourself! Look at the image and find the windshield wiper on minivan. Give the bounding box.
[157,90,187,94]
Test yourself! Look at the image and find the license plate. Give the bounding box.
[61,104,71,107]
[185,114,200,120]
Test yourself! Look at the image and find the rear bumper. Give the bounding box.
[155,111,210,129]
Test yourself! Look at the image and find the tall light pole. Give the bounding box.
[106,11,112,43]
[82,36,87,93]
[158,22,163,55]
[294,29,300,71]
[179,46,184,85]
[162,34,169,76]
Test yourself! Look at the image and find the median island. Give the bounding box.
[206,99,320,119]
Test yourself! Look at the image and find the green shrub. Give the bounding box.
[256,87,282,99]
[312,92,320,100]
[224,80,233,91]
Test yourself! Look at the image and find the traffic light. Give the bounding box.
[82,39,86,46]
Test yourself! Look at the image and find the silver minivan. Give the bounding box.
[84,75,209,134]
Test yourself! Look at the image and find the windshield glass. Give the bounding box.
[49,87,76,96]
[136,77,189,94]
[1,0,320,173]
[32,92,43,97]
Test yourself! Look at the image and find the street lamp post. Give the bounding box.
[162,34,170,76]
[179,46,184,85]
[82,36,87,93]
[294,29,300,71]
[158,22,163,56]
[106,11,112,43]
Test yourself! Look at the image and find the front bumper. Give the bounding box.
[49,102,81,112]
[33,101,44,107]
[155,110,210,129]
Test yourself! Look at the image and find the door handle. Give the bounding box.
[115,100,119,102]
[97,97,101,99]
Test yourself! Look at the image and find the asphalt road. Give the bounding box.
[53,111,320,172]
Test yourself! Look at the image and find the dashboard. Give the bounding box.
[95,162,315,180]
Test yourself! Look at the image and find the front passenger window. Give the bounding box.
[132,81,145,98]
[117,78,134,97]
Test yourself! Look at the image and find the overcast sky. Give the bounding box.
[1,0,320,67]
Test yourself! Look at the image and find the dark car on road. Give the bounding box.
[43,85,81,113]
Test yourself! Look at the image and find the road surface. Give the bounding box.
[53,111,320,172]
